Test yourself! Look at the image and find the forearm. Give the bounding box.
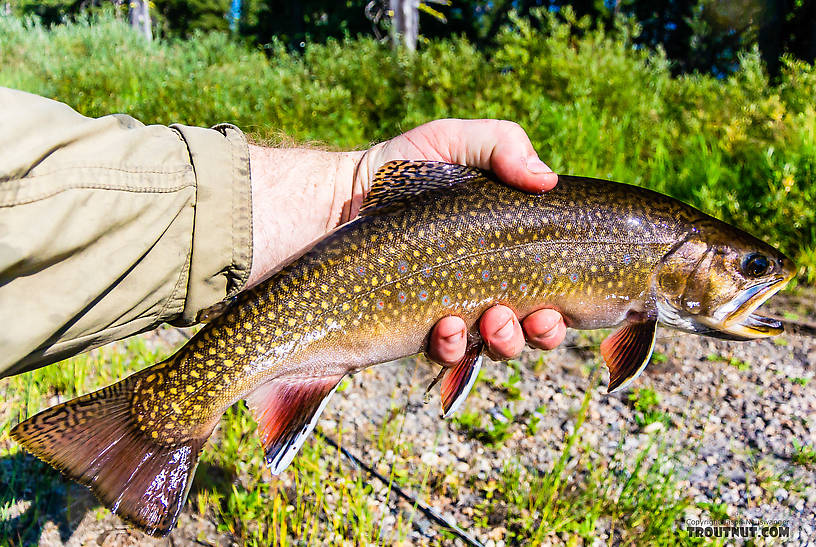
[0,88,251,375]
[246,145,364,287]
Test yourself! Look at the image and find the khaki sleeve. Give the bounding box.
[0,88,252,377]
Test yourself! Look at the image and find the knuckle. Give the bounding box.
[498,120,525,137]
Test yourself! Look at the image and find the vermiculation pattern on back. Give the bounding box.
[131,171,702,444]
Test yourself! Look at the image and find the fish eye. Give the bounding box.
[742,253,770,277]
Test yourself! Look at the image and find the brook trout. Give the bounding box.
[12,161,794,535]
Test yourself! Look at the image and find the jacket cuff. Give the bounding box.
[170,123,252,324]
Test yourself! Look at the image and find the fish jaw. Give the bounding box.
[706,272,794,339]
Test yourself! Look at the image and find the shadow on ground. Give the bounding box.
[0,450,97,545]
[0,450,239,546]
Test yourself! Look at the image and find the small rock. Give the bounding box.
[774,487,788,501]
[643,421,664,433]
[420,452,440,467]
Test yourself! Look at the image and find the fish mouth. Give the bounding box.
[714,274,793,339]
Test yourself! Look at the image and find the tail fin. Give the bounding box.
[10,374,208,537]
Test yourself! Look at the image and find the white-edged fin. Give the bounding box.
[437,341,484,418]
[442,355,482,418]
[600,319,658,393]
[245,375,343,475]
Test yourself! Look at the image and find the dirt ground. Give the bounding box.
[5,290,815,546]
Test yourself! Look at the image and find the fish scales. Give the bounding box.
[134,173,688,441]
[11,160,794,536]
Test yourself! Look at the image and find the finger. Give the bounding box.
[522,309,566,350]
[367,119,558,193]
[480,305,525,360]
[427,315,468,367]
[440,119,558,193]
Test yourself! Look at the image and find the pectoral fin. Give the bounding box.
[427,340,484,418]
[600,319,658,393]
[246,374,343,475]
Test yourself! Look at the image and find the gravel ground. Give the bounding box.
[12,291,816,545]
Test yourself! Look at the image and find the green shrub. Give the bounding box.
[1,10,813,281]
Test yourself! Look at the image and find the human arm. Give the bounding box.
[0,87,251,376]
[0,88,564,376]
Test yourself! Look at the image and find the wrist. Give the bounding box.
[246,144,364,288]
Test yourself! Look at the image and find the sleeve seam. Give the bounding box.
[0,180,196,207]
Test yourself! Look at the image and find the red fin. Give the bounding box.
[10,372,210,537]
[600,319,658,393]
[435,341,483,418]
[246,375,343,474]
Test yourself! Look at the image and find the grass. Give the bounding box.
[628,387,673,429]
[791,440,816,467]
[0,9,813,544]
[0,333,710,545]
[469,368,697,544]
[0,10,814,282]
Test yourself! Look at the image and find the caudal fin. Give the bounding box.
[10,374,208,537]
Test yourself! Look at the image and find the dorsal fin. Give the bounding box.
[360,160,487,216]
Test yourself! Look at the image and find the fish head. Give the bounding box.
[655,221,795,339]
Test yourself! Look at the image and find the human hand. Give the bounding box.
[247,119,567,363]
[355,119,566,364]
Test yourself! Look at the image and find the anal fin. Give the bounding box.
[600,319,658,393]
[246,374,343,474]
[429,341,484,418]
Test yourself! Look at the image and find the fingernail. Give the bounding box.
[443,330,464,344]
[494,315,515,342]
[526,156,552,174]
[530,330,555,345]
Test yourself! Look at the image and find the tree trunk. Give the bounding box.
[389,0,419,51]
[129,0,152,41]
[229,0,242,32]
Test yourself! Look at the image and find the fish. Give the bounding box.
[11,160,795,536]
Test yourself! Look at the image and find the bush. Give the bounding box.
[1,10,813,281]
